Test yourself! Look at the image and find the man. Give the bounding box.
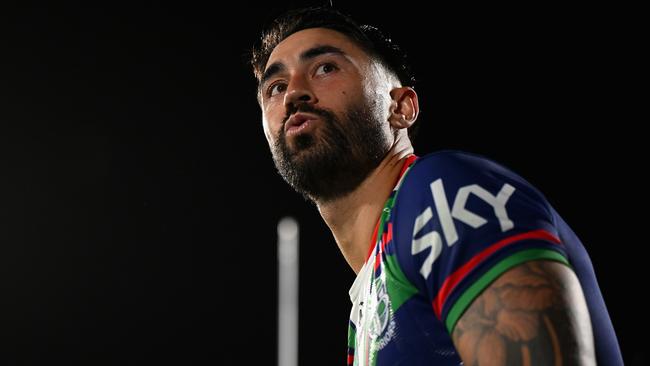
[250,6,623,365]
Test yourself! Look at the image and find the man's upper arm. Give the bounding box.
[451,260,596,365]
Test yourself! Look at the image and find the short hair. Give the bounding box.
[250,6,420,140]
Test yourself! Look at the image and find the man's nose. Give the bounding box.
[284,77,318,110]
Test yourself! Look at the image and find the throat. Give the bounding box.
[317,153,417,274]
[320,200,383,274]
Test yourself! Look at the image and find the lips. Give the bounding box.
[284,113,318,135]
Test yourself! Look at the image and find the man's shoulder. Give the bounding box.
[404,150,521,189]
[396,149,550,219]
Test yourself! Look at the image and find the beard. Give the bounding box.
[270,101,390,203]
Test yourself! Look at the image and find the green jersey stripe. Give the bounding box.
[444,248,570,334]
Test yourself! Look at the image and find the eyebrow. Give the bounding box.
[259,45,347,94]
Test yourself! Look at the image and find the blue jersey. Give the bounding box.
[347,151,622,365]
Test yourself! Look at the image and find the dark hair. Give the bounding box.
[250,6,420,140]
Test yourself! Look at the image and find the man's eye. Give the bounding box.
[268,83,287,97]
[315,63,337,76]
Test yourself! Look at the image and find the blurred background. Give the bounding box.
[1,1,643,364]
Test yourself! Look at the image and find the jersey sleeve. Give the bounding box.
[391,151,571,334]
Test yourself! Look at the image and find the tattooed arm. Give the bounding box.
[451,260,596,365]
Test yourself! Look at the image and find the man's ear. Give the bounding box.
[388,87,419,129]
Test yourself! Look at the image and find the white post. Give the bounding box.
[277,217,299,366]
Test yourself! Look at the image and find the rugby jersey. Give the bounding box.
[347,151,622,365]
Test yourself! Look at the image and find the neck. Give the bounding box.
[316,135,414,274]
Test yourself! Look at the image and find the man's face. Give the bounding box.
[259,28,394,202]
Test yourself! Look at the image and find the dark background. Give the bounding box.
[1,2,643,365]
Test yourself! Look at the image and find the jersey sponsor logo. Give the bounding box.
[411,179,516,279]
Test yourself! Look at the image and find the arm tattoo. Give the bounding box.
[451,260,595,365]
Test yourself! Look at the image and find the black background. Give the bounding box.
[1,2,644,365]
